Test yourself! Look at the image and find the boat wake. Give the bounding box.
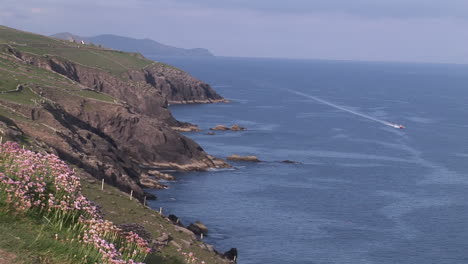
[285,89,405,129]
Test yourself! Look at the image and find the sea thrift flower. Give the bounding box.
[0,142,151,264]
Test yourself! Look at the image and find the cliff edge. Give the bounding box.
[0,25,229,200]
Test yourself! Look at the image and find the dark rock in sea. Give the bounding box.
[231,124,246,131]
[187,221,209,236]
[210,125,230,131]
[281,160,302,164]
[227,154,261,162]
[206,132,216,135]
[223,248,238,261]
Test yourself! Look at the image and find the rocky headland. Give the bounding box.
[0,25,235,263]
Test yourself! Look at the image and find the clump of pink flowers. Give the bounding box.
[181,252,205,264]
[0,141,151,264]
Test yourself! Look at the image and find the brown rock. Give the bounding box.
[171,125,200,132]
[174,225,197,240]
[139,174,167,189]
[155,232,170,244]
[210,125,230,131]
[170,241,182,250]
[148,170,176,181]
[231,124,246,131]
[227,154,261,162]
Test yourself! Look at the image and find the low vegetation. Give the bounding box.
[0,141,150,263]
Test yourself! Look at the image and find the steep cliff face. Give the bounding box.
[127,64,226,104]
[0,45,229,199]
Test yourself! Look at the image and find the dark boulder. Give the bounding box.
[281,160,302,164]
[223,248,238,261]
[168,214,183,226]
[187,221,208,236]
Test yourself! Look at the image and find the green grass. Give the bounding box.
[81,181,226,264]
[0,87,41,105]
[0,25,153,75]
[0,56,119,105]
[0,210,84,264]
[0,26,62,47]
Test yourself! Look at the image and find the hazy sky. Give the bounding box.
[2,0,468,63]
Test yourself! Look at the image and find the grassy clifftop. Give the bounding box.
[0,25,153,74]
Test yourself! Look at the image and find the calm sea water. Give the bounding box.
[147,57,468,264]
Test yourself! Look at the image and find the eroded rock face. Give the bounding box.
[0,48,230,199]
[127,64,227,104]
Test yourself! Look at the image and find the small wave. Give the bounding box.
[207,167,238,172]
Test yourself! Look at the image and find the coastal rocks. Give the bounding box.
[231,124,246,131]
[139,174,167,189]
[168,214,183,226]
[147,170,175,181]
[171,125,200,132]
[223,248,238,261]
[187,221,209,236]
[174,225,197,240]
[227,154,261,162]
[210,125,230,131]
[210,124,246,131]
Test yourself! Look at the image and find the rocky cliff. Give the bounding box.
[0,28,228,200]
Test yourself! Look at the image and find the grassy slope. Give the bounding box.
[0,26,226,264]
[0,25,153,74]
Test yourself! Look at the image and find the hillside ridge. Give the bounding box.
[51,32,214,57]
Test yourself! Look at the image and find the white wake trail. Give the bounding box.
[286,89,397,128]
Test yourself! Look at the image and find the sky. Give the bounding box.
[2,0,468,64]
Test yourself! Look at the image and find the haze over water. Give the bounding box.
[148,57,468,264]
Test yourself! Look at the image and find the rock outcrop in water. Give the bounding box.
[227,154,261,162]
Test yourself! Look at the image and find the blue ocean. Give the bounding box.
[148,57,468,264]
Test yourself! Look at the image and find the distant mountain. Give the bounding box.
[51,32,214,57]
